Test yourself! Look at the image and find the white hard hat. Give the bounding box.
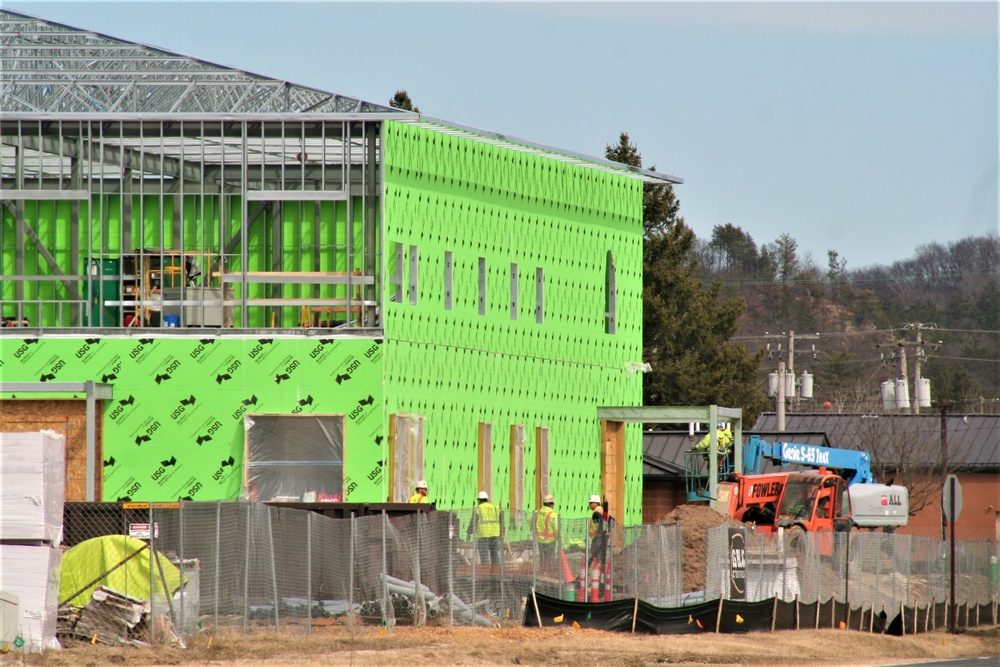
[589,494,601,504]
[477,491,489,500]
[542,494,554,504]
[415,480,427,489]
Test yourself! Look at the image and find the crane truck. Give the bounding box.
[716,436,908,538]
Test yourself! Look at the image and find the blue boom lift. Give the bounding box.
[685,434,876,502]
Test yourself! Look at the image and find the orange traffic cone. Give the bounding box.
[560,550,576,584]
[577,556,587,602]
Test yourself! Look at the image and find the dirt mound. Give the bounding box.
[661,503,728,593]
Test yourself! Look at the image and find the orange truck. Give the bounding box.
[718,468,908,539]
[716,438,909,541]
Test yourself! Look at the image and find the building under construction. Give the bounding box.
[0,9,681,523]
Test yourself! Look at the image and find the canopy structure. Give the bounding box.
[598,405,744,508]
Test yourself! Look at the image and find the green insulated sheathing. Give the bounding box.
[382,121,646,523]
[1,196,364,329]
[0,336,384,502]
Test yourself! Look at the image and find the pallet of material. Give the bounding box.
[0,430,66,544]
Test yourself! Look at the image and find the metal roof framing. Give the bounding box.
[0,9,682,185]
[0,9,398,114]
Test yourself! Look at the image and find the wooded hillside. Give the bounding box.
[693,229,999,419]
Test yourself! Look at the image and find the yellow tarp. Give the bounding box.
[59,535,185,608]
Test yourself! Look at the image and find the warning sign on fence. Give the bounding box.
[128,522,159,540]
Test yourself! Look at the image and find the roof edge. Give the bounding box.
[403,115,683,185]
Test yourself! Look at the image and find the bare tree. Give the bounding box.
[851,413,972,518]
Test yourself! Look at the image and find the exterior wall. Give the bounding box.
[900,471,1000,541]
[0,335,383,502]
[642,479,688,524]
[381,121,645,522]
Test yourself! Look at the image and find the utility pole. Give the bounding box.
[777,361,786,431]
[785,330,820,375]
[764,330,819,418]
[877,323,938,413]
[912,323,923,415]
[900,323,937,414]
[939,401,951,541]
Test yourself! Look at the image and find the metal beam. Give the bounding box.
[0,383,114,397]
[245,190,349,201]
[0,189,90,200]
[8,132,206,185]
[0,381,114,503]
[596,406,744,423]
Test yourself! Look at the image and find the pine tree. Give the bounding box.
[389,90,420,113]
[605,133,766,418]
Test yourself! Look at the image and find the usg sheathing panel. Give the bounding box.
[382,121,645,523]
[0,336,384,502]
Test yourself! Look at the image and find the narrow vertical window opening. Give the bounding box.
[478,257,487,316]
[444,251,454,311]
[535,267,544,324]
[606,250,617,334]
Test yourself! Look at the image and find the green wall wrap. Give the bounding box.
[381,121,646,523]
[0,335,384,502]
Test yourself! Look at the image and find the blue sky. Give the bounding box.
[8,1,998,270]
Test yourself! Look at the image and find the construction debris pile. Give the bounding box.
[359,575,495,627]
[57,586,184,647]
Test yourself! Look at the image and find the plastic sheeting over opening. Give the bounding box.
[244,414,345,502]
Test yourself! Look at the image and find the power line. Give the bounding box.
[932,328,1000,335]
[732,327,904,342]
[929,356,1000,364]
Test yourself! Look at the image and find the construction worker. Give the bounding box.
[815,495,831,519]
[466,490,501,565]
[407,480,428,503]
[534,494,559,574]
[693,422,734,455]
[693,422,734,471]
[588,494,609,572]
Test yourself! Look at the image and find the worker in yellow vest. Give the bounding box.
[466,490,501,565]
[534,494,559,574]
[693,423,733,454]
[407,480,428,503]
[692,423,734,471]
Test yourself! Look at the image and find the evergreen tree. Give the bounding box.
[389,90,420,112]
[605,133,766,419]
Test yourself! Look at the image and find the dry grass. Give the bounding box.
[13,624,999,667]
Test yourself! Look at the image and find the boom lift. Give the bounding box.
[741,435,875,484]
[715,436,908,537]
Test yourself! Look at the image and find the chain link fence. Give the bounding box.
[705,523,1000,616]
[59,502,995,641]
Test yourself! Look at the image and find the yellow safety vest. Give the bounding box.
[693,428,733,453]
[535,506,558,543]
[474,502,500,538]
[589,511,605,539]
[407,493,426,504]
